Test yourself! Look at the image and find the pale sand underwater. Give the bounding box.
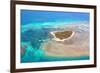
[41,24,89,57]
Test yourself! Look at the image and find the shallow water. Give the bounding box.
[21,21,89,63]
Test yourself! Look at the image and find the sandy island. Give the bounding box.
[50,31,75,42]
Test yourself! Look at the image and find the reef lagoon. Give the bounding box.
[21,21,90,63]
[21,10,90,63]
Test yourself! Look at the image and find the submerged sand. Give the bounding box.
[41,24,89,57]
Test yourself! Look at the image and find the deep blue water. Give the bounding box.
[21,10,89,25]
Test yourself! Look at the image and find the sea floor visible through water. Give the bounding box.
[21,22,90,63]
